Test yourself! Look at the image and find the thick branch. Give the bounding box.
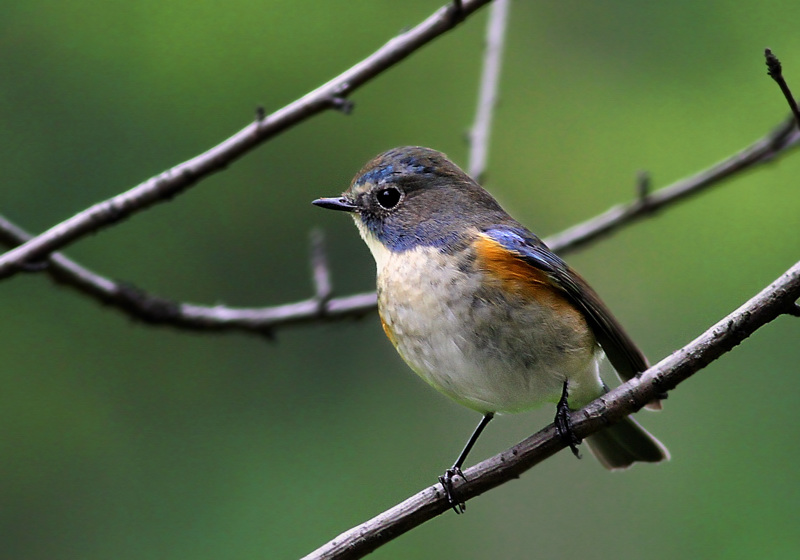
[0,0,492,280]
[301,259,800,560]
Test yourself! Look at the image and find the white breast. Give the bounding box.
[357,222,604,414]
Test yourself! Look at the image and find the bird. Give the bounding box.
[312,146,668,511]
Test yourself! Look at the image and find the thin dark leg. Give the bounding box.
[555,380,582,459]
[439,412,494,514]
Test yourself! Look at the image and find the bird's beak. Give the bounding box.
[312,196,357,212]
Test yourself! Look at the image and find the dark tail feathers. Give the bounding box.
[586,416,669,470]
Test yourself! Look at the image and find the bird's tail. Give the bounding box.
[586,416,670,470]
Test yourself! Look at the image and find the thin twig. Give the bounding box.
[301,258,800,560]
[0,0,492,281]
[545,116,800,252]
[765,48,800,127]
[468,0,510,181]
[635,170,651,203]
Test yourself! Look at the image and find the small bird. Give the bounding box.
[313,146,668,511]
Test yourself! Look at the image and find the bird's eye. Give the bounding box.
[376,187,401,209]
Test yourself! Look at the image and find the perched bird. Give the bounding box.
[313,146,668,511]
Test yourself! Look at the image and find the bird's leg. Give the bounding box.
[555,381,582,459]
[439,412,494,514]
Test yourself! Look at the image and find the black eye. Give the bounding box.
[376,187,401,209]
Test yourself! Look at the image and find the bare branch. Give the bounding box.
[765,48,800,127]
[468,0,510,181]
[545,116,800,252]
[0,214,376,334]
[0,0,493,281]
[302,258,800,560]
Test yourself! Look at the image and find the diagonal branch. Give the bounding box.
[547,48,800,253]
[0,0,493,280]
[544,115,800,252]
[0,214,377,336]
[301,258,800,560]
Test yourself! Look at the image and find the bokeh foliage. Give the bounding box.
[1,1,799,559]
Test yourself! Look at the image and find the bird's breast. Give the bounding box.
[375,241,600,413]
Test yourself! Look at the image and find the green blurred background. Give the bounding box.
[2,1,799,558]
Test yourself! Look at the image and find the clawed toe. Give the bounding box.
[555,381,582,459]
[439,467,467,514]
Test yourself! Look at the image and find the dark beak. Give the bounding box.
[312,196,357,212]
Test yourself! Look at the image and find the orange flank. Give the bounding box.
[379,312,398,347]
[474,233,583,321]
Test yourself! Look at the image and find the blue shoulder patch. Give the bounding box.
[482,225,567,275]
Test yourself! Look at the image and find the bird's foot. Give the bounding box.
[555,382,582,459]
[439,467,467,514]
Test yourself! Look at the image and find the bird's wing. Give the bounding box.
[481,226,649,383]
